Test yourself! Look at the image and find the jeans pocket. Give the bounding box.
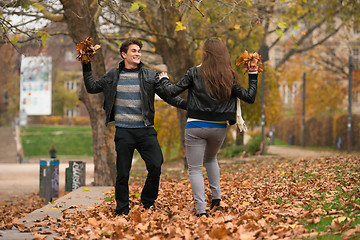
[149,128,158,136]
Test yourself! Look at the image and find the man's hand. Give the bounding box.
[159,72,168,79]
[247,61,258,73]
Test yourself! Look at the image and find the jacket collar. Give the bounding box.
[118,61,144,71]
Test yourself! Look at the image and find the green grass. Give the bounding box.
[300,182,360,240]
[218,145,245,158]
[21,126,93,157]
[272,138,288,145]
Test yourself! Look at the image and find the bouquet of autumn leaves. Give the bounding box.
[236,50,264,73]
[76,37,101,63]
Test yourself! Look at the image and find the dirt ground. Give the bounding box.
[266,145,335,157]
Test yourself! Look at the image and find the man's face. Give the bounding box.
[122,44,141,67]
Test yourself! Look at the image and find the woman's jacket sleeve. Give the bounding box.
[232,73,258,104]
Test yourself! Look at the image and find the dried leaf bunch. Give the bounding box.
[76,37,101,64]
[236,50,265,72]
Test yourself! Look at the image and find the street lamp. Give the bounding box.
[347,55,353,153]
[301,73,306,148]
[259,41,269,155]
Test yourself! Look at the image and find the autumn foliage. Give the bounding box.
[236,50,264,73]
[76,37,101,64]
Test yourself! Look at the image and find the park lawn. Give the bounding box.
[20,126,93,158]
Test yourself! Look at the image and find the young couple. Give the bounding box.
[82,37,258,217]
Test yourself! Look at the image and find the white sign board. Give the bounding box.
[20,55,52,115]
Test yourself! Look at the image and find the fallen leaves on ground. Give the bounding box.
[1,155,360,239]
[0,194,45,230]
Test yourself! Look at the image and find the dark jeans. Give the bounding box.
[114,127,163,213]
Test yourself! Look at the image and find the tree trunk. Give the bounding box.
[141,2,195,169]
[61,0,115,186]
[154,37,193,169]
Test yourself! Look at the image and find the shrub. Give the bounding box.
[245,134,262,155]
[36,116,90,126]
[219,145,244,159]
[74,117,90,126]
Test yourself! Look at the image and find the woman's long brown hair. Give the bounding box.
[200,37,239,102]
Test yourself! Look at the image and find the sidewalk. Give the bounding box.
[267,145,335,158]
[0,127,17,164]
[0,186,112,240]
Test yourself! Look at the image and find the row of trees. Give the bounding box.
[0,0,359,185]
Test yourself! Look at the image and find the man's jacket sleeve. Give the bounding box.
[154,72,187,110]
[82,62,106,94]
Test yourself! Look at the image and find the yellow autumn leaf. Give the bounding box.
[332,216,350,224]
[32,2,45,11]
[279,223,298,229]
[175,21,186,31]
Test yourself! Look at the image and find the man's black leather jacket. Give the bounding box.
[160,66,258,125]
[82,61,187,126]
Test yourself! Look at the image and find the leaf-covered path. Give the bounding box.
[2,154,359,239]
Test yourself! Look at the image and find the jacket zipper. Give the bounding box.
[138,69,147,126]
[108,69,119,125]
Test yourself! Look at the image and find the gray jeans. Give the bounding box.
[185,127,227,214]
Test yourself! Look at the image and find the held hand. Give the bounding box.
[159,72,169,79]
[76,37,101,64]
[247,61,258,73]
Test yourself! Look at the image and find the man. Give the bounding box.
[82,38,187,215]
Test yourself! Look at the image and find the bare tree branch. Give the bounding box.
[27,0,64,22]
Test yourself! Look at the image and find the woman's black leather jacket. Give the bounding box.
[160,66,258,125]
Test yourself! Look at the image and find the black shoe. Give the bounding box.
[143,205,154,210]
[142,201,155,210]
[196,212,208,217]
[211,199,222,212]
[115,209,129,216]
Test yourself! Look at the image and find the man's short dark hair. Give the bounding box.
[120,39,143,58]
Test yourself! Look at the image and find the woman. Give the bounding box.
[160,37,258,216]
